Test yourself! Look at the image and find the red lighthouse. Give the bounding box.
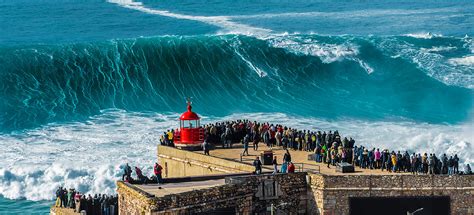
[173,98,205,149]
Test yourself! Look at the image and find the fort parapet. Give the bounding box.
[113,145,473,215]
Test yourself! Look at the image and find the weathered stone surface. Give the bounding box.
[116,146,474,215]
[117,172,308,215]
[308,173,474,215]
[50,207,77,215]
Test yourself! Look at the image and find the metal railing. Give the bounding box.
[237,154,321,173]
[293,162,320,173]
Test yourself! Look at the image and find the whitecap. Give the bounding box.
[448,55,474,66]
[1,110,471,201]
[403,32,443,39]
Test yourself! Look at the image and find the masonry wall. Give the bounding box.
[117,181,159,215]
[307,173,474,215]
[119,147,474,215]
[50,207,78,215]
[157,145,255,177]
[117,173,309,215]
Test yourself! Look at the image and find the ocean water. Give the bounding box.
[1,0,473,214]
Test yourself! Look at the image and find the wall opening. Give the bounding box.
[349,196,450,215]
[195,207,236,214]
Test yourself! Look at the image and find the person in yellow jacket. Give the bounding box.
[391,153,398,172]
[167,130,174,145]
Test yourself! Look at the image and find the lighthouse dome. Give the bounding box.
[180,105,200,120]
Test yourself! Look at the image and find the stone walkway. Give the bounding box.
[135,179,225,197]
[209,143,412,175]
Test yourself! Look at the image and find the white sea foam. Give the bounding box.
[404,32,443,39]
[107,0,271,36]
[449,55,474,66]
[375,37,474,89]
[230,8,456,20]
[420,46,457,53]
[265,35,374,74]
[1,110,472,201]
[266,36,358,63]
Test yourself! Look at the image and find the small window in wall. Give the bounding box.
[165,162,168,177]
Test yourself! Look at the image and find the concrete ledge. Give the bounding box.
[161,172,254,183]
[157,145,258,177]
[50,207,78,215]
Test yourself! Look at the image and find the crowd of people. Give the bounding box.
[54,187,118,215]
[160,129,175,147]
[200,119,353,152]
[121,162,163,184]
[347,146,471,175]
[161,119,471,175]
[228,120,470,175]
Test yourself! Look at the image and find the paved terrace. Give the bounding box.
[134,179,225,197]
[129,143,410,199]
[209,143,411,175]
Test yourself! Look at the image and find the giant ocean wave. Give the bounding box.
[0,34,473,131]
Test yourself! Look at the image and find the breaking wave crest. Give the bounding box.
[0,34,473,131]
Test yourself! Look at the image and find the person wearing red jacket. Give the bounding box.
[288,162,295,173]
[154,162,163,184]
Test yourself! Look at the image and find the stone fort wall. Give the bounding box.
[118,172,309,215]
[157,145,258,177]
[146,146,474,215]
[308,174,473,214]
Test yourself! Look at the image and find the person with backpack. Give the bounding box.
[253,156,262,175]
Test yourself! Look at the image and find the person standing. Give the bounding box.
[453,154,459,174]
[411,153,417,174]
[167,130,174,146]
[283,149,292,163]
[326,146,331,168]
[154,162,163,184]
[61,188,67,208]
[242,134,250,156]
[428,154,435,175]
[122,163,132,181]
[288,162,295,173]
[374,148,381,169]
[448,156,454,175]
[391,152,398,173]
[272,156,278,174]
[280,161,288,173]
[202,140,210,155]
[253,132,260,151]
[253,156,262,175]
[74,192,82,213]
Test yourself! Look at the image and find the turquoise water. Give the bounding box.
[0,198,51,215]
[1,0,473,214]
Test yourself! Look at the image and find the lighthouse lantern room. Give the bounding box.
[173,98,205,149]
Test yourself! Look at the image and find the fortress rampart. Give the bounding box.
[113,146,473,215]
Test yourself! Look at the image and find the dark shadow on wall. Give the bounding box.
[349,196,450,215]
